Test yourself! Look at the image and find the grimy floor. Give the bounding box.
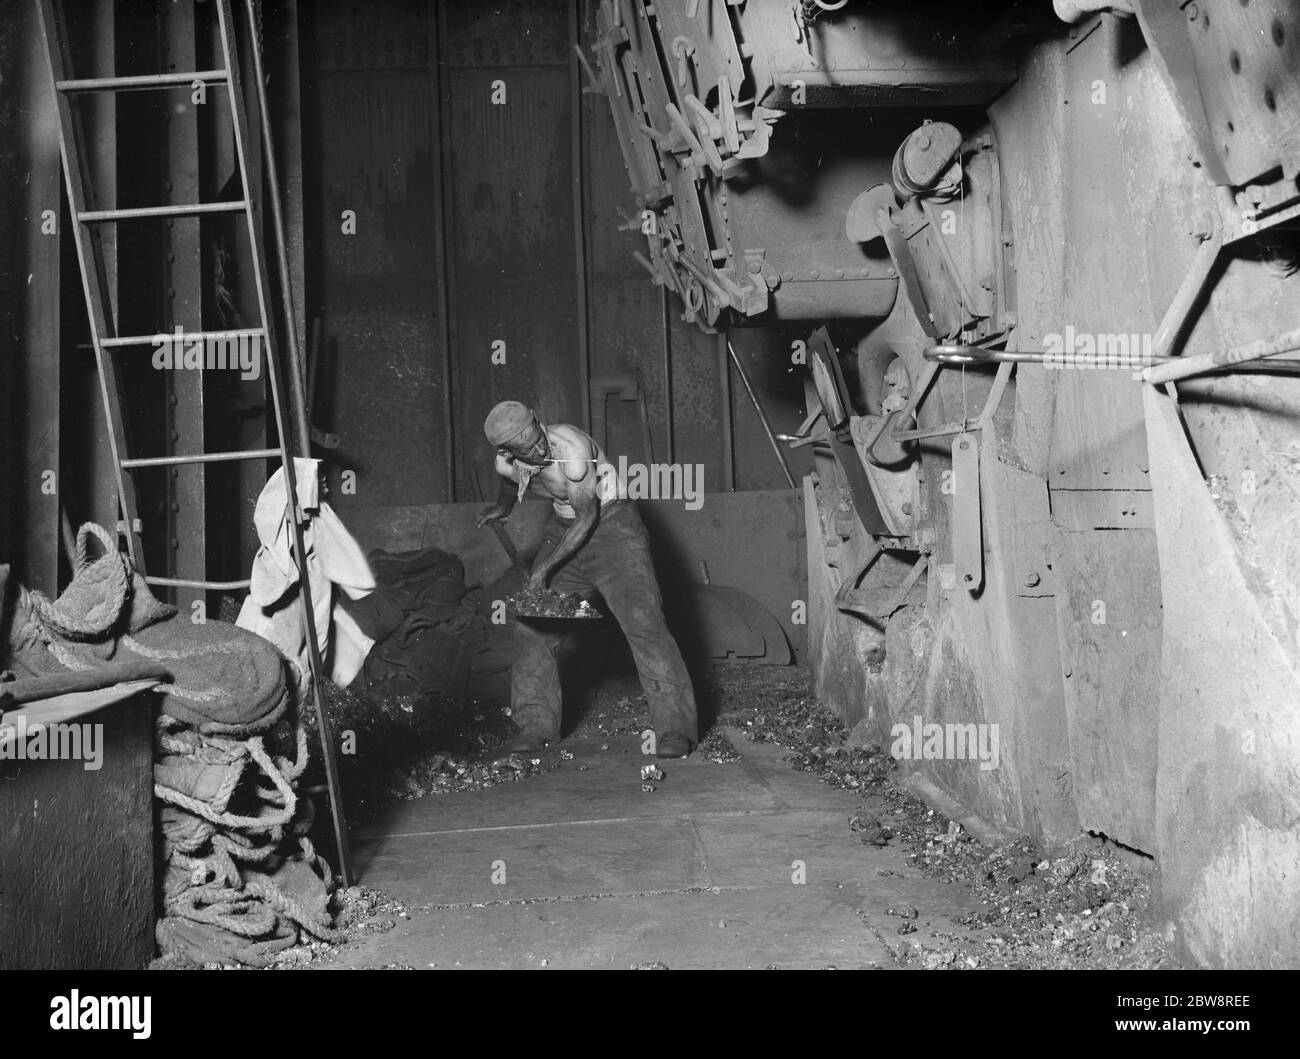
[326,719,979,970]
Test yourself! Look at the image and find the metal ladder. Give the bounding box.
[35,0,352,885]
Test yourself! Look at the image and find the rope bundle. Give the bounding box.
[3,522,340,966]
[151,651,342,964]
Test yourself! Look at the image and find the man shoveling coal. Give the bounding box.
[477,400,698,758]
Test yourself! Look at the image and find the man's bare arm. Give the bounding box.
[476,470,518,528]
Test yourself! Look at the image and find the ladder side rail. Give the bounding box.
[243,0,310,453]
[216,0,352,887]
[35,0,146,565]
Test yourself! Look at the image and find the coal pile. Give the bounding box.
[697,729,743,764]
[724,671,895,790]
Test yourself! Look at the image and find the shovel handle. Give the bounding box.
[488,520,530,578]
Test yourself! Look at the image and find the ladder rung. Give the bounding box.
[97,328,265,350]
[56,70,229,93]
[144,576,251,591]
[121,448,279,469]
[79,201,247,222]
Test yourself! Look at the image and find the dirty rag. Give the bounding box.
[236,458,376,691]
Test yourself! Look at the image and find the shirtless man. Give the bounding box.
[476,400,698,757]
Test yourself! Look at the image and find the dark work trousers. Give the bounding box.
[511,501,699,742]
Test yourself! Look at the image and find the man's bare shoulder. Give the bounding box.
[546,423,597,458]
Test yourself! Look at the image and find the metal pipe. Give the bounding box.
[79,201,246,221]
[1144,326,1300,384]
[431,4,457,501]
[662,286,675,464]
[244,0,310,456]
[121,444,276,465]
[101,327,263,348]
[120,448,278,468]
[638,386,655,464]
[924,343,1054,364]
[571,0,593,435]
[59,506,77,576]
[727,339,796,488]
[572,43,599,92]
[145,575,253,591]
[719,332,735,490]
[57,70,229,92]
[1215,325,1300,366]
[1151,218,1224,359]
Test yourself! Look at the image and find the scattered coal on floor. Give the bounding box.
[296,662,1164,969]
[316,681,555,819]
[707,663,1167,970]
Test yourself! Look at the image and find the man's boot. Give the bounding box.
[655,731,692,759]
[509,705,557,753]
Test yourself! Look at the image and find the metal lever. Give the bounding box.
[776,407,827,448]
[924,343,1050,364]
[926,342,1183,367]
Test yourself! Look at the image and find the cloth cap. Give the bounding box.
[484,401,537,446]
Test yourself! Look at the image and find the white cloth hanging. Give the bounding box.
[237,458,375,689]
